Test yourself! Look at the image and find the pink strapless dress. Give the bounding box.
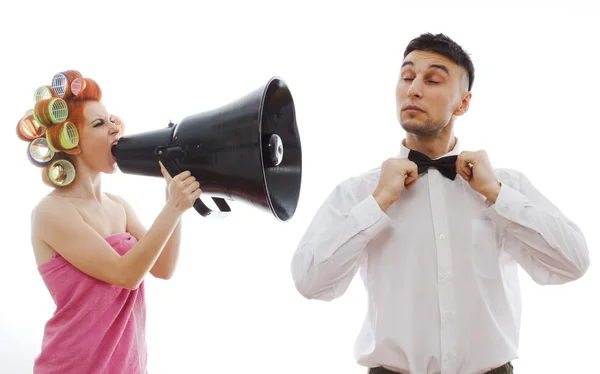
[34,232,147,374]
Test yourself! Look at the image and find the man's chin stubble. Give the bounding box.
[400,121,445,137]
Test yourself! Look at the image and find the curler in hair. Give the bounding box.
[51,70,82,98]
[27,137,55,166]
[57,122,79,149]
[33,98,69,127]
[46,122,79,152]
[47,159,76,187]
[17,110,46,141]
[71,78,86,96]
[45,131,59,152]
[71,77,102,101]
[33,86,54,103]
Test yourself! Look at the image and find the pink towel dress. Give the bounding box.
[33,232,147,374]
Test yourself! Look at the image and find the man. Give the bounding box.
[290,33,589,374]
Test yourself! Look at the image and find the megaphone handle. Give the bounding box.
[155,146,231,218]
[193,197,231,217]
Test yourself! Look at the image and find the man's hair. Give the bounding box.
[403,33,475,91]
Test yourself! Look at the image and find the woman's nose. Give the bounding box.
[109,123,121,134]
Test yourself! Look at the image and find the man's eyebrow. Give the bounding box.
[429,64,450,75]
[401,61,450,75]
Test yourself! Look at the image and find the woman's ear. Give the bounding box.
[64,147,82,155]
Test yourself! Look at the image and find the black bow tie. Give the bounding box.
[408,150,458,180]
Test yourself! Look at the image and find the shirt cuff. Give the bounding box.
[350,194,393,237]
[483,182,532,227]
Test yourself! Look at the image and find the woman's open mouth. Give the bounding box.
[110,141,118,161]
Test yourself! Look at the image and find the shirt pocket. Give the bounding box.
[471,218,501,279]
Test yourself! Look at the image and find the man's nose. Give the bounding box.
[407,78,423,98]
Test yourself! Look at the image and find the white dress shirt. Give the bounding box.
[290,139,589,374]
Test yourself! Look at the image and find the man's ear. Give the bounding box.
[453,92,472,117]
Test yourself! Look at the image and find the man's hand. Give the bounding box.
[456,150,501,202]
[373,158,419,211]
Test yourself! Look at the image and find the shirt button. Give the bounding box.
[442,311,453,323]
[443,352,455,362]
[439,234,446,240]
[439,270,451,282]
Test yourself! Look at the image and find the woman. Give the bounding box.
[16,70,200,373]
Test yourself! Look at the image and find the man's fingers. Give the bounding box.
[458,161,472,179]
[404,169,419,187]
[457,153,475,181]
[401,163,419,185]
[404,163,418,177]
[456,163,471,181]
[462,165,472,178]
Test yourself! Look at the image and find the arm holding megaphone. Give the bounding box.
[32,163,201,290]
[145,162,201,279]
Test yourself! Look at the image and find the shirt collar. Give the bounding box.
[397,137,462,159]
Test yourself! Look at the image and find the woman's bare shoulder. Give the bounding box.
[32,194,75,215]
[30,196,81,265]
[31,196,77,231]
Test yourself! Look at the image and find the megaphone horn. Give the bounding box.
[112,77,302,222]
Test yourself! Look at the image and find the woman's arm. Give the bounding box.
[112,192,182,280]
[32,197,181,290]
[152,213,182,279]
[108,164,189,280]
[32,169,200,290]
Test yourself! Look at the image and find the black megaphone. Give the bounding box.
[111,77,302,222]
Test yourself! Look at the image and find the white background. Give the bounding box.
[0,1,597,373]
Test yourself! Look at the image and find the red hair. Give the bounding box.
[16,70,122,188]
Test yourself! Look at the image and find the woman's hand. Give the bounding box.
[159,161,201,214]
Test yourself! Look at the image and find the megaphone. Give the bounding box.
[111,77,302,222]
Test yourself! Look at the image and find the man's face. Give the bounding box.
[396,50,471,137]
